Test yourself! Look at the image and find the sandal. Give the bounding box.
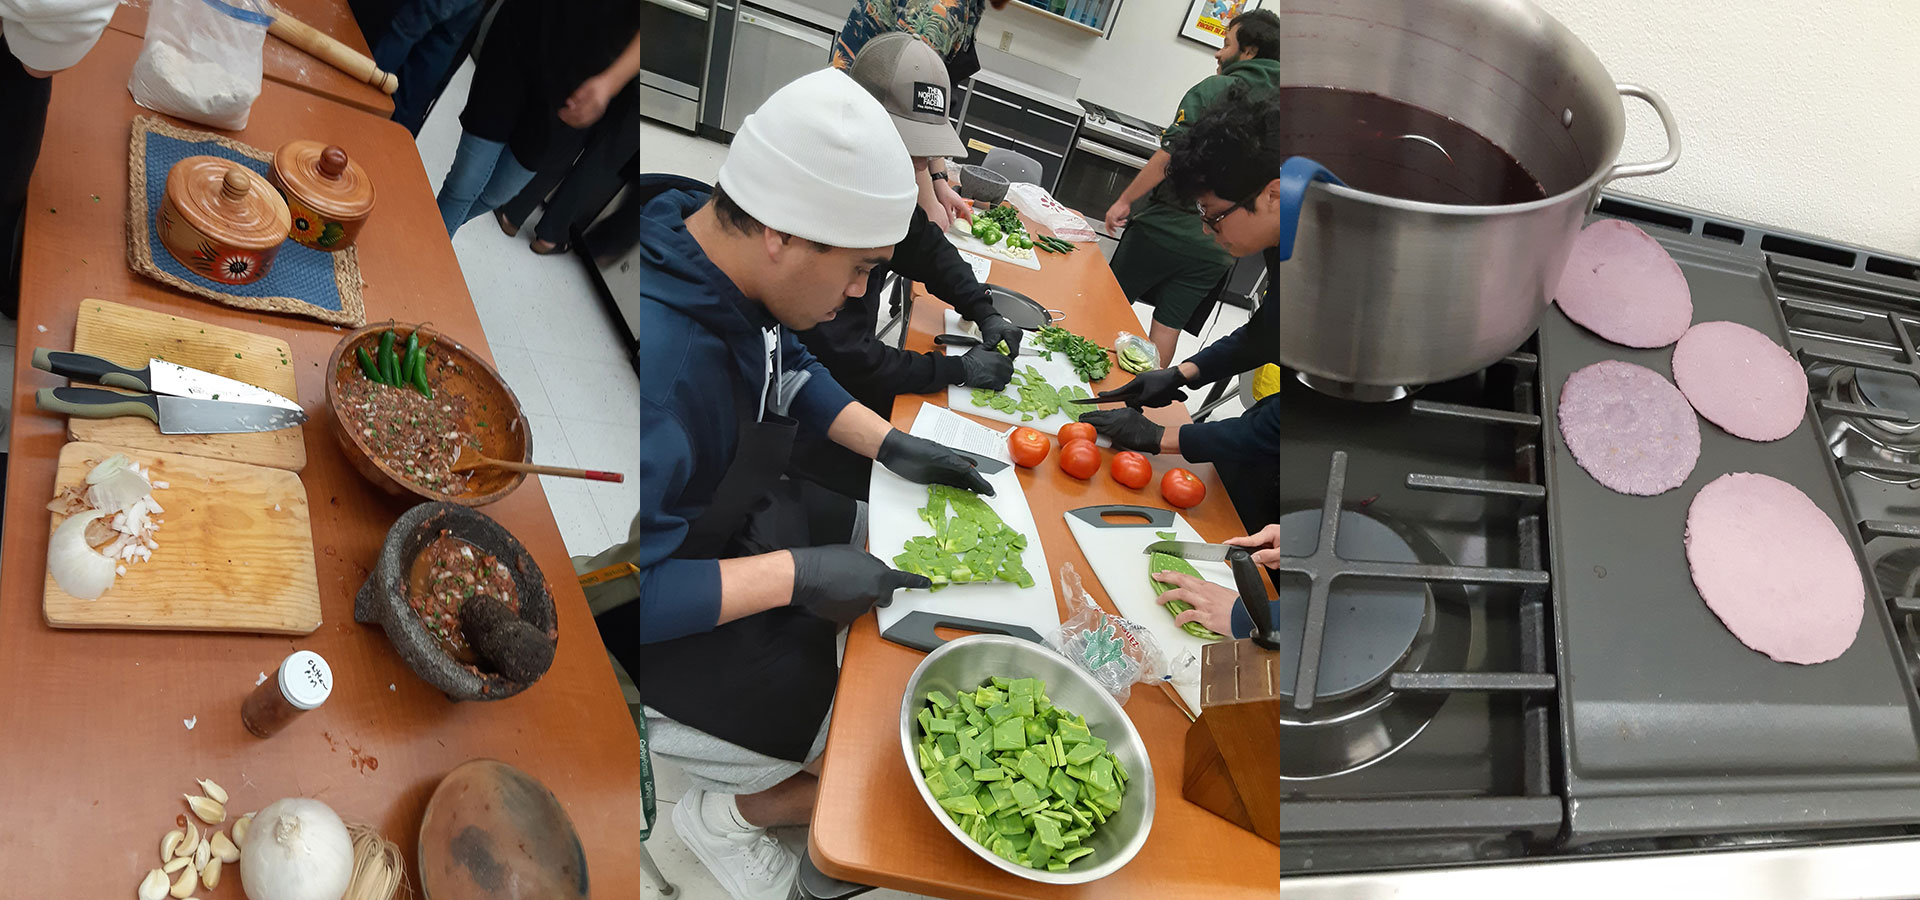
[530,239,571,256]
[495,210,519,238]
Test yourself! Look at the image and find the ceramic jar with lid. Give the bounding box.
[158,157,292,286]
[270,141,375,252]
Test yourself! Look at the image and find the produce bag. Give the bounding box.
[1007,183,1099,243]
[1049,562,1167,704]
[129,0,271,131]
[1114,332,1160,374]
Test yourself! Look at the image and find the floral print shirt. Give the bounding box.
[829,0,988,71]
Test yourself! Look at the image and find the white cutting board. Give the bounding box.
[946,218,1043,270]
[1063,505,1235,713]
[871,405,1060,650]
[941,310,1101,439]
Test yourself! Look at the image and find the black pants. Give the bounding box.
[1,38,53,319]
[497,81,638,246]
[1216,455,1280,535]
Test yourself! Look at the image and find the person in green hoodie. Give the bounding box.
[1103,8,1278,367]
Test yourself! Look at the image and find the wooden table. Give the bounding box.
[4,29,636,894]
[108,0,395,115]
[810,239,1281,897]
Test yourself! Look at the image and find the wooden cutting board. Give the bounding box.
[43,441,322,634]
[66,299,306,471]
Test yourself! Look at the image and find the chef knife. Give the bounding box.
[32,349,302,411]
[1144,539,1279,650]
[933,333,1044,357]
[36,386,308,434]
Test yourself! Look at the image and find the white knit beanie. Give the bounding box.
[716,68,917,249]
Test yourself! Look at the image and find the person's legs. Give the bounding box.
[532,85,639,248]
[461,147,537,229]
[436,131,510,234]
[386,2,484,134]
[497,126,590,236]
[734,771,818,827]
[0,40,54,319]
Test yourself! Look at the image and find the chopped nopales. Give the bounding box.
[1555,219,1694,348]
[1671,320,1808,442]
[894,485,1035,589]
[1557,360,1700,496]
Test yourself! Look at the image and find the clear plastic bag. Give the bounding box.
[129,0,270,131]
[1006,183,1099,243]
[1113,332,1160,374]
[1048,562,1166,705]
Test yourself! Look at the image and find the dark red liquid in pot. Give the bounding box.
[1280,86,1547,205]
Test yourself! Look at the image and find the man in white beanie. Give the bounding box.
[607,68,992,899]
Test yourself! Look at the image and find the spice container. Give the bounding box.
[243,650,332,737]
[270,140,375,251]
[157,157,291,285]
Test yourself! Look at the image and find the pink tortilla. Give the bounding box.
[1671,321,1808,442]
[1555,219,1693,348]
[1684,473,1863,665]
[1557,360,1700,496]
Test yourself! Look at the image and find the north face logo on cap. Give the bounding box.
[911,82,947,116]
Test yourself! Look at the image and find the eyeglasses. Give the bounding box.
[1197,189,1263,230]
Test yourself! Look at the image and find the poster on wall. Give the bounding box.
[1179,0,1263,48]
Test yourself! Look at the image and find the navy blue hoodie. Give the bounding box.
[638,175,858,644]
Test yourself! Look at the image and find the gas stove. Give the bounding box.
[1076,100,1162,156]
[1280,194,1920,894]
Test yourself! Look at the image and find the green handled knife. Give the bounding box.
[37,386,308,434]
[32,348,301,411]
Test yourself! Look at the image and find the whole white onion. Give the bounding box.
[240,797,354,900]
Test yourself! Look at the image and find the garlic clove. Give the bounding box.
[162,857,189,874]
[195,777,228,805]
[178,820,198,859]
[231,812,253,847]
[168,863,196,899]
[139,867,169,900]
[210,830,239,863]
[200,855,222,890]
[186,793,225,824]
[193,833,210,870]
[160,828,183,863]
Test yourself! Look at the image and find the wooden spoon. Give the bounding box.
[452,445,624,482]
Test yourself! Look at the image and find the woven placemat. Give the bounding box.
[128,116,367,327]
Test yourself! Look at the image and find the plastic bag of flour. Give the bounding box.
[129,0,270,131]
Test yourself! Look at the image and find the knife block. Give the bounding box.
[1182,637,1280,846]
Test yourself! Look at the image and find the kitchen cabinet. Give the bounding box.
[951,79,1082,193]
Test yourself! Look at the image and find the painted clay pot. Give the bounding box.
[158,157,291,285]
[270,141,374,251]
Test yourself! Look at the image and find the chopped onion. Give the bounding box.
[49,510,117,599]
[83,453,132,485]
[85,463,150,513]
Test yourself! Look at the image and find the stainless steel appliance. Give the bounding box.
[1281,0,1679,395]
[722,3,836,134]
[1054,100,1160,243]
[1281,192,1920,898]
[640,0,711,131]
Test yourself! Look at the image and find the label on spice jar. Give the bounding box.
[281,650,333,710]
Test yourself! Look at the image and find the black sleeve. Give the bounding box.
[794,290,966,402]
[1179,393,1279,465]
[891,206,996,325]
[1187,249,1280,385]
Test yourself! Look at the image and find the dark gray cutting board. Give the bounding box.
[1539,221,1920,844]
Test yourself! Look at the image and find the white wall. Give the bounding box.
[1530,0,1920,256]
[977,0,1223,126]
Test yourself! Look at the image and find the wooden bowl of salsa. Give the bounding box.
[355,502,557,701]
[325,322,530,507]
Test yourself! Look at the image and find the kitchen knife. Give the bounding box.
[33,349,302,411]
[933,333,1043,357]
[37,386,308,434]
[1145,540,1279,650]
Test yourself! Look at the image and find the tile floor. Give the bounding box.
[421,63,641,555]
[636,121,1253,900]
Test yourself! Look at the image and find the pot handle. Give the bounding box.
[1279,156,1345,262]
[1605,84,1682,181]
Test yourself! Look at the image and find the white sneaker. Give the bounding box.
[671,787,800,900]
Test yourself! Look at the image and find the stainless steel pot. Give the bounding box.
[1280,0,1682,391]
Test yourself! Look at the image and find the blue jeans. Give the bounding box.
[437,132,536,236]
[372,0,484,134]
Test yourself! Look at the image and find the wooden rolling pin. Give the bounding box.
[266,5,399,94]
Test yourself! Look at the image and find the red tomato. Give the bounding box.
[1059,438,1101,480]
[1110,451,1152,489]
[1058,422,1096,446]
[1008,427,1050,468]
[1160,467,1206,508]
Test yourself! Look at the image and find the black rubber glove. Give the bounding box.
[958,344,1014,389]
[1090,367,1189,409]
[790,545,931,626]
[1077,407,1166,453]
[976,313,1024,357]
[877,430,995,496]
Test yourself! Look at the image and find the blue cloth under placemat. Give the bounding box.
[127,116,366,326]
